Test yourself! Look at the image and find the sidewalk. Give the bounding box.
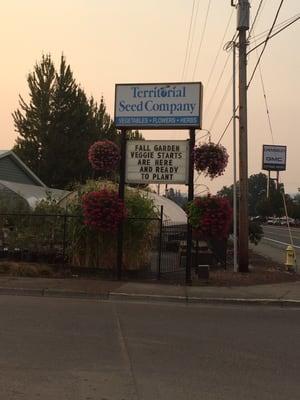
[1,276,300,306]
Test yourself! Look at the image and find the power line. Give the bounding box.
[205,52,231,114]
[208,76,233,132]
[184,0,201,79]
[247,0,285,89]
[248,0,265,39]
[206,8,234,90]
[192,0,212,80]
[249,13,299,43]
[181,0,196,81]
[248,15,300,55]
[252,25,275,145]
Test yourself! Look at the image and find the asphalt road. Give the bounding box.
[252,225,300,267]
[0,295,299,400]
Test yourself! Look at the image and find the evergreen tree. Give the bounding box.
[13,54,55,177]
[13,54,118,188]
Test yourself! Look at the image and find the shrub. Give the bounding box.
[82,189,127,233]
[187,195,232,239]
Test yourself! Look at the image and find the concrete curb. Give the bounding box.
[1,286,300,307]
[0,287,109,300]
[109,292,300,307]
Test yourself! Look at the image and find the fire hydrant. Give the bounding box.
[285,245,296,271]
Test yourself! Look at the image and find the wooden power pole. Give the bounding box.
[237,0,250,272]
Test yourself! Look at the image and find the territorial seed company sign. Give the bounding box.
[115,82,203,129]
[126,140,189,184]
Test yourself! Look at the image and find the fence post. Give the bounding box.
[62,214,67,264]
[157,206,164,280]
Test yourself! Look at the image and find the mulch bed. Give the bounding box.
[206,250,299,286]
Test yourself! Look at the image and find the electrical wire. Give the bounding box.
[248,0,265,39]
[251,21,275,145]
[205,52,231,114]
[181,0,196,81]
[247,0,285,89]
[249,14,299,43]
[216,8,298,146]
[184,0,201,80]
[248,15,300,55]
[192,0,212,80]
[205,8,235,90]
[208,77,233,133]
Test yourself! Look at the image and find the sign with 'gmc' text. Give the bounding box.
[262,144,287,171]
[114,82,203,129]
[126,140,189,184]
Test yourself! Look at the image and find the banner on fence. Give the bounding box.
[125,140,189,184]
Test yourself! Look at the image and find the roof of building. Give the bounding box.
[0,150,46,187]
[142,191,187,224]
[0,180,68,208]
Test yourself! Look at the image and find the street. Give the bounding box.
[252,225,300,268]
[0,295,299,400]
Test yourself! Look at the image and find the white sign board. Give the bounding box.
[126,140,189,184]
[115,82,202,129]
[262,145,287,171]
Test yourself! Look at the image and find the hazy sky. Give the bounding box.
[1,0,299,193]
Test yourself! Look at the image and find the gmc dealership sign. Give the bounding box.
[262,145,287,171]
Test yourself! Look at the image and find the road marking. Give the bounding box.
[263,232,300,241]
[263,237,300,249]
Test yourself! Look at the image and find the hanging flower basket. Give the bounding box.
[88,140,120,174]
[194,142,229,179]
[187,195,232,239]
[82,189,127,233]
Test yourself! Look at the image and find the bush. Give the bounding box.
[67,180,158,270]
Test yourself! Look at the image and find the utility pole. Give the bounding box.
[237,0,250,272]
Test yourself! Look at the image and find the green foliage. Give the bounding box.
[249,221,263,245]
[13,54,118,188]
[66,180,158,269]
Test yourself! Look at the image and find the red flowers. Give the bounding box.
[187,195,232,239]
[88,140,120,173]
[82,189,127,233]
[194,142,229,179]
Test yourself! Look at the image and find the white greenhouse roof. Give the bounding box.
[142,191,187,224]
[0,180,69,208]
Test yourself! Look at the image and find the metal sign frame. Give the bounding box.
[262,144,287,171]
[125,139,189,185]
[114,82,203,130]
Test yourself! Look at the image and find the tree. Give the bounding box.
[13,54,118,188]
[217,172,282,216]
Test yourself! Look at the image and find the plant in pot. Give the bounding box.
[194,142,229,179]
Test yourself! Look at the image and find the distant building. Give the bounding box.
[0,150,68,209]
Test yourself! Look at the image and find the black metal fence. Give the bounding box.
[0,212,230,281]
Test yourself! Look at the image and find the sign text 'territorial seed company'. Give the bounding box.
[114,82,203,129]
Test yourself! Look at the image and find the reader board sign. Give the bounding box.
[114,82,203,129]
[262,144,287,171]
[126,140,189,184]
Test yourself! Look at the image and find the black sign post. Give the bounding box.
[186,128,195,285]
[117,128,127,280]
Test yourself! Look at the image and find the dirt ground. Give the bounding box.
[206,250,299,286]
[0,250,299,287]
